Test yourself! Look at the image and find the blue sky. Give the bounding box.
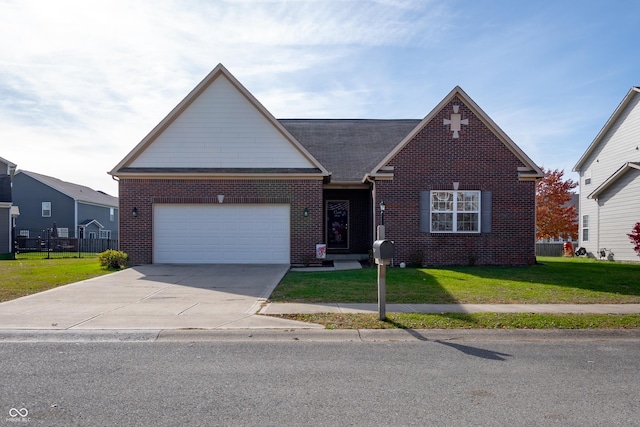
[1,0,639,196]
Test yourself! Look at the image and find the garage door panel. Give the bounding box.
[153,204,290,264]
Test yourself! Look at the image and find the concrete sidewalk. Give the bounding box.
[260,302,640,315]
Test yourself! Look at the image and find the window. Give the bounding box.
[99,230,111,239]
[582,215,589,241]
[19,230,30,238]
[57,228,69,238]
[430,190,481,233]
[42,202,51,217]
[88,232,97,239]
[110,208,115,222]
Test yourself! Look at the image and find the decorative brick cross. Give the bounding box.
[443,105,468,138]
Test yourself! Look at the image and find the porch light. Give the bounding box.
[303,207,309,217]
[453,182,459,190]
[379,201,385,226]
[132,207,138,217]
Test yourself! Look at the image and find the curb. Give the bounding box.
[2,328,639,343]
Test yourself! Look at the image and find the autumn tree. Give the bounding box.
[628,222,640,257]
[536,168,578,241]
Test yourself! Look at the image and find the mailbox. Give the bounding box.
[373,239,394,265]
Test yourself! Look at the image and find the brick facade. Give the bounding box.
[119,178,324,265]
[375,98,537,266]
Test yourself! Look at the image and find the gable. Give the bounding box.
[111,64,328,177]
[369,86,543,181]
[574,87,640,173]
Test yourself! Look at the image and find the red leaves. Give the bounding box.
[628,222,640,257]
[536,168,578,241]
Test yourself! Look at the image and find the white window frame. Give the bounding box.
[42,201,51,217]
[99,230,111,239]
[430,190,481,233]
[582,215,589,241]
[110,208,115,222]
[57,228,69,238]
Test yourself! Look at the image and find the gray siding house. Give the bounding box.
[12,170,119,240]
[0,157,17,256]
[573,87,640,261]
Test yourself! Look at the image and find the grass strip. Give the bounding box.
[270,313,640,330]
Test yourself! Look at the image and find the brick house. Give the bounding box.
[110,64,543,266]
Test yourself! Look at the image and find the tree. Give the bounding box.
[536,168,578,241]
[628,222,640,257]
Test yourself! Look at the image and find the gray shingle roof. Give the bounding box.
[279,119,420,182]
[18,170,118,207]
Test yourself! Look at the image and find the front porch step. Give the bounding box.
[333,260,363,270]
[326,253,369,261]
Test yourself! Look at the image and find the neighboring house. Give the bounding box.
[0,156,17,256]
[12,170,119,241]
[110,64,543,266]
[573,86,640,261]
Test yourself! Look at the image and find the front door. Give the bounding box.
[326,200,349,249]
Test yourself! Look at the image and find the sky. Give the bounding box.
[1,0,639,196]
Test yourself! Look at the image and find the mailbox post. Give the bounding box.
[373,239,394,321]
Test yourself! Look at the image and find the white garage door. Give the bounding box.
[153,204,290,264]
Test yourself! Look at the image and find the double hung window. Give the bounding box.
[430,190,481,233]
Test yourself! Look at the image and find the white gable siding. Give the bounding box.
[581,93,640,186]
[577,92,640,256]
[130,76,314,169]
[597,169,640,261]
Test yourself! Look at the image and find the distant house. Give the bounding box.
[573,87,640,261]
[12,171,119,241]
[110,64,543,266]
[0,157,17,256]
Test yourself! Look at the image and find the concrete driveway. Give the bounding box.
[0,264,322,330]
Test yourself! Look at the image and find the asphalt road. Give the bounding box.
[1,333,639,426]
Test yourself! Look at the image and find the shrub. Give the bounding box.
[628,222,640,257]
[98,250,129,269]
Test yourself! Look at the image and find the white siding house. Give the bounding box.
[573,87,640,261]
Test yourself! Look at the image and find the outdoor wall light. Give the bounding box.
[379,201,385,212]
[453,182,459,190]
[217,194,225,203]
[132,207,138,217]
[379,201,385,226]
[303,208,309,217]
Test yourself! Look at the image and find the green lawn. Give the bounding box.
[271,256,640,304]
[270,256,640,329]
[0,258,114,302]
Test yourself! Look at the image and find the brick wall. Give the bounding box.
[119,178,323,265]
[376,97,537,266]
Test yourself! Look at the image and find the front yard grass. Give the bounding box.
[271,256,640,304]
[0,258,113,302]
[269,256,640,329]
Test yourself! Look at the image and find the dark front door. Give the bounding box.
[326,200,349,249]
